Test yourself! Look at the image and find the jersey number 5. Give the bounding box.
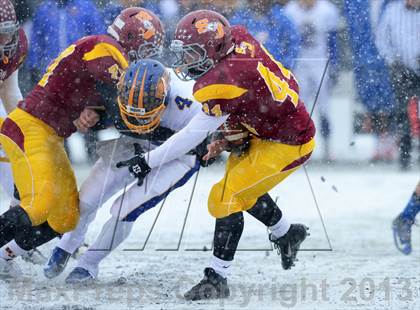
[39,44,76,88]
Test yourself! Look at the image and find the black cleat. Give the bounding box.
[184,268,230,301]
[270,224,309,270]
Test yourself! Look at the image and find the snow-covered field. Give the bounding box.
[0,162,419,310]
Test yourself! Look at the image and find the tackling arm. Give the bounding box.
[145,110,229,169]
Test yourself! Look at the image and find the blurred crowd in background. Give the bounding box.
[8,0,420,170]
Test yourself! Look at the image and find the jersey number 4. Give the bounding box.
[258,45,299,108]
[175,96,193,110]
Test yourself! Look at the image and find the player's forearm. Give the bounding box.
[145,111,229,169]
[0,71,23,113]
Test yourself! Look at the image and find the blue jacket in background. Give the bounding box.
[230,4,300,70]
[102,2,123,27]
[343,0,395,113]
[27,0,105,73]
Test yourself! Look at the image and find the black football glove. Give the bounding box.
[116,143,151,186]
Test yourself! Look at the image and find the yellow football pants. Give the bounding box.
[0,108,79,234]
[208,138,315,218]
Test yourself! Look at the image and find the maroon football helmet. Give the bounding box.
[108,7,165,61]
[0,0,19,62]
[170,10,235,81]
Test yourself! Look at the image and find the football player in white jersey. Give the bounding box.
[285,0,340,160]
[44,59,205,283]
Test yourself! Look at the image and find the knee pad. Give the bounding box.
[213,212,244,261]
[247,193,283,227]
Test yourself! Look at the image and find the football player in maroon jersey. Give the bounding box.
[0,0,28,206]
[117,10,315,300]
[0,7,164,279]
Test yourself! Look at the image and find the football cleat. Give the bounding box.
[184,268,230,301]
[270,224,309,270]
[21,249,47,265]
[392,215,413,255]
[0,258,22,280]
[65,267,95,284]
[44,247,71,279]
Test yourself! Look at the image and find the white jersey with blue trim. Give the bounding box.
[159,69,202,132]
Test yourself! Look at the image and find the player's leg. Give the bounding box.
[66,156,200,283]
[391,67,413,169]
[45,157,131,278]
[0,220,60,278]
[0,206,32,278]
[66,212,135,283]
[393,181,420,255]
[0,109,79,277]
[0,206,31,249]
[247,193,309,269]
[185,211,244,301]
[185,138,314,300]
[1,109,79,232]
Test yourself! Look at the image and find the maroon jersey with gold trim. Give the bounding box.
[0,28,27,82]
[193,26,315,145]
[20,35,128,137]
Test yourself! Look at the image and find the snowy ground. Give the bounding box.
[0,161,419,310]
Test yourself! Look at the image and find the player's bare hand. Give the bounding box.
[74,108,100,133]
[203,139,228,161]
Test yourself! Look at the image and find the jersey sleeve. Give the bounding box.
[193,83,247,116]
[145,110,229,169]
[82,38,128,85]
